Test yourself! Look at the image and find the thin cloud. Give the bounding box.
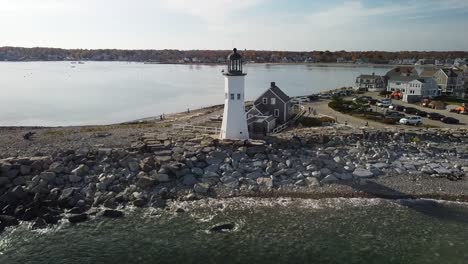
[160,0,266,22]
[307,0,468,28]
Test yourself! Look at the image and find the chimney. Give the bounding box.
[271,82,276,88]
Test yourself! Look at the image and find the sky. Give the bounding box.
[1,0,468,51]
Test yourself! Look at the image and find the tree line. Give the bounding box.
[1,46,467,64]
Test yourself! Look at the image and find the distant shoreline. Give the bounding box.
[0,60,439,68]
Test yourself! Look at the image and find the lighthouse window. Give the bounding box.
[262,97,267,104]
[225,93,227,99]
[230,93,234,100]
[271,98,276,105]
[237,93,241,100]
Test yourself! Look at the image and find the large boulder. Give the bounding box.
[98,209,124,218]
[49,162,65,174]
[136,176,156,188]
[194,182,210,194]
[352,168,374,178]
[0,215,19,227]
[68,213,88,223]
[71,164,89,177]
[256,177,273,188]
[0,177,10,187]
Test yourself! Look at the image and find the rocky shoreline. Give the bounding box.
[1,126,468,231]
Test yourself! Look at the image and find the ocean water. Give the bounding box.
[1,198,467,264]
[0,62,390,126]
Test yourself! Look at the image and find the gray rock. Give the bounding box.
[183,174,198,186]
[194,182,210,194]
[136,176,156,188]
[39,171,56,182]
[13,176,27,186]
[0,215,19,226]
[156,156,172,163]
[49,162,65,173]
[305,177,320,186]
[256,177,273,188]
[247,171,263,179]
[433,167,451,174]
[69,174,82,183]
[99,209,124,218]
[72,164,89,177]
[68,213,88,223]
[321,175,339,184]
[352,168,374,178]
[127,161,140,172]
[191,167,204,176]
[0,177,10,186]
[335,173,353,180]
[156,174,170,182]
[19,165,31,175]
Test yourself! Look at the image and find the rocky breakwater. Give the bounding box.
[1,128,468,231]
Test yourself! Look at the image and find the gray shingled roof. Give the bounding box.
[441,68,461,78]
[358,74,383,80]
[388,75,418,82]
[419,68,439,77]
[386,67,419,77]
[270,85,290,103]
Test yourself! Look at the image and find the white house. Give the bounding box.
[402,78,439,103]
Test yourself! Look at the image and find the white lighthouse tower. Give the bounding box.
[220,48,249,140]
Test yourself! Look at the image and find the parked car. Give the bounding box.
[403,107,418,114]
[414,110,428,117]
[385,111,405,120]
[399,116,423,125]
[377,98,391,107]
[368,99,379,105]
[389,105,405,112]
[427,112,445,120]
[318,94,332,99]
[441,117,460,124]
[307,95,319,101]
[378,101,392,108]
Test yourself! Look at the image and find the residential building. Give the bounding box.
[385,66,419,79]
[419,67,439,78]
[355,73,386,92]
[402,78,439,103]
[386,66,420,93]
[433,68,465,97]
[246,82,291,134]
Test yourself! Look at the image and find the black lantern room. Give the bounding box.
[225,48,245,76]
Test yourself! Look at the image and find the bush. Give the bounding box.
[300,117,323,127]
[319,116,336,123]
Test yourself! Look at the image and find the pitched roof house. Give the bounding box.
[355,73,386,91]
[433,68,465,97]
[246,82,291,134]
[385,66,419,79]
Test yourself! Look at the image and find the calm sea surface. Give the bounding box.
[1,198,467,264]
[0,62,391,126]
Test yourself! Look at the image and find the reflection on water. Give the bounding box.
[1,198,467,264]
[0,62,390,126]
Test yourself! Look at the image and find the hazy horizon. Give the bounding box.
[1,0,468,51]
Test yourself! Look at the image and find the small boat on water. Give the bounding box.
[78,61,85,64]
